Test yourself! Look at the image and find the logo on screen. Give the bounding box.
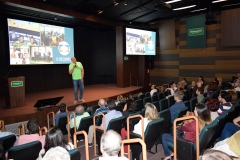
[58,41,70,55]
[148,41,154,50]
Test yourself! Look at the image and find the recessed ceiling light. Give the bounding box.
[114,1,119,6]
[173,5,196,10]
[222,3,240,7]
[190,8,207,12]
[212,0,227,3]
[98,10,103,14]
[165,0,181,4]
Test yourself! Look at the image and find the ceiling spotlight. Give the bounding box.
[212,0,227,3]
[124,0,128,5]
[98,10,103,14]
[113,1,119,6]
[173,5,196,10]
[165,0,181,4]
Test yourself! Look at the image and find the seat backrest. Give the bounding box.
[152,101,160,112]
[201,97,209,103]
[0,134,16,151]
[135,99,144,111]
[158,93,165,101]
[186,88,193,100]
[143,97,151,106]
[57,115,68,135]
[159,109,171,134]
[115,105,123,112]
[145,92,150,98]
[197,120,219,153]
[8,140,42,160]
[68,148,81,160]
[168,96,175,108]
[212,89,221,99]
[184,101,191,111]
[190,97,198,112]
[107,116,126,134]
[118,101,126,107]
[151,94,159,103]
[159,99,169,111]
[144,118,165,149]
[175,107,188,119]
[89,105,100,115]
[164,90,170,97]
[141,108,146,117]
[139,94,145,100]
[236,91,240,99]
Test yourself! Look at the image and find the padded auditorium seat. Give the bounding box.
[190,97,198,112]
[68,148,81,160]
[0,134,16,151]
[158,93,165,101]
[130,118,165,160]
[88,105,100,115]
[151,93,159,103]
[142,97,151,106]
[135,99,144,111]
[168,96,175,108]
[159,99,169,111]
[8,140,42,160]
[145,92,150,98]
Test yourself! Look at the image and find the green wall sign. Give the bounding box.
[11,81,23,87]
[188,28,204,36]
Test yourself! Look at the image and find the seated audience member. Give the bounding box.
[200,149,232,160]
[122,101,137,117]
[150,84,158,97]
[197,76,204,87]
[37,127,73,160]
[217,77,222,87]
[229,72,240,87]
[220,116,240,141]
[93,99,108,115]
[217,91,232,115]
[206,82,218,98]
[170,90,185,122]
[181,78,188,90]
[88,99,122,147]
[69,105,90,129]
[115,95,124,105]
[121,103,159,152]
[212,131,240,158]
[233,82,240,92]
[54,103,69,126]
[100,130,128,160]
[196,87,204,103]
[228,91,238,105]
[161,103,212,160]
[0,121,16,138]
[190,81,198,97]
[38,146,70,160]
[165,82,178,96]
[14,119,45,148]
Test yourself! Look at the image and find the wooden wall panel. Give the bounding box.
[159,20,176,50]
[151,13,240,86]
[221,8,240,47]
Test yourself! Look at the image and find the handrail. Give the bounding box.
[73,131,89,160]
[47,111,55,129]
[39,126,48,136]
[126,114,144,160]
[18,124,25,135]
[130,73,138,86]
[173,116,199,160]
[0,120,5,132]
[67,112,75,143]
[93,113,106,156]
[121,138,147,160]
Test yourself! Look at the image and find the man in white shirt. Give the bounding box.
[99,130,128,160]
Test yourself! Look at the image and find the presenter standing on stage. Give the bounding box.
[69,56,84,104]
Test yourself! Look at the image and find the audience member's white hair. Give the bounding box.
[41,146,70,160]
[100,130,122,156]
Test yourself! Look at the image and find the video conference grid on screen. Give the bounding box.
[126,27,156,56]
[8,18,74,65]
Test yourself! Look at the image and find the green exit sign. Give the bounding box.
[124,56,129,60]
[11,81,23,87]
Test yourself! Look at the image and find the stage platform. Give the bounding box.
[0,84,143,126]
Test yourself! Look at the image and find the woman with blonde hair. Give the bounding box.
[121,103,159,152]
[161,103,212,160]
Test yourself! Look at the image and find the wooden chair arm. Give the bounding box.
[67,112,75,143]
[18,124,25,135]
[126,114,144,160]
[93,113,105,156]
[73,131,89,160]
[0,120,5,132]
[39,126,48,136]
[47,111,55,129]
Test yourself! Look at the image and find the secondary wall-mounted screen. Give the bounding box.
[126,27,156,55]
[7,18,74,65]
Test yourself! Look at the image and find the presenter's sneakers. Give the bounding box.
[79,99,85,102]
[73,100,78,104]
